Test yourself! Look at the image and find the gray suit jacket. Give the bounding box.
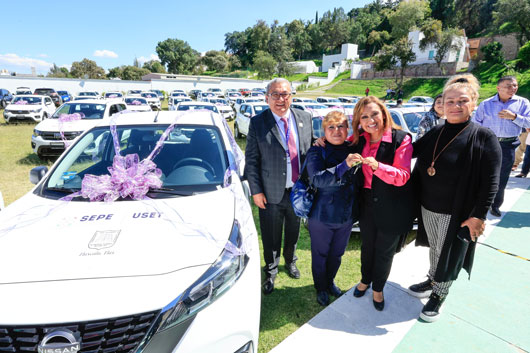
[244,108,313,204]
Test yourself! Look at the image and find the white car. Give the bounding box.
[127,89,143,96]
[316,96,342,105]
[233,98,263,114]
[338,96,360,104]
[31,99,126,158]
[75,91,100,100]
[291,102,334,118]
[104,91,124,100]
[234,102,269,138]
[206,98,235,120]
[226,91,243,104]
[175,101,220,115]
[15,86,32,95]
[388,107,427,141]
[248,92,265,100]
[198,92,217,102]
[292,97,317,103]
[3,95,57,123]
[408,96,434,105]
[4,94,56,124]
[170,91,189,98]
[168,96,192,110]
[0,110,260,353]
[207,88,223,95]
[124,97,152,112]
[140,92,161,110]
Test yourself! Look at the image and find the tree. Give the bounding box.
[367,30,391,59]
[228,55,242,70]
[224,30,250,67]
[494,0,530,45]
[287,20,311,60]
[143,60,166,73]
[156,38,200,74]
[420,20,462,73]
[133,57,140,68]
[268,21,292,75]
[253,51,276,79]
[70,58,106,79]
[319,8,350,51]
[47,63,70,78]
[201,50,229,72]
[481,42,505,64]
[388,0,431,39]
[121,66,151,81]
[375,37,416,88]
[248,20,271,61]
[517,41,530,68]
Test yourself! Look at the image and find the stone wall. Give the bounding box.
[475,33,520,61]
[360,62,468,79]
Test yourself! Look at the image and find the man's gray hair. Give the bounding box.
[266,78,292,94]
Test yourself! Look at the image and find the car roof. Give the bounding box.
[92,111,222,128]
[68,99,116,104]
[178,101,216,106]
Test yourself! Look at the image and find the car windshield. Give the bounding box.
[53,103,107,119]
[172,93,186,97]
[403,112,425,133]
[177,105,219,113]
[210,99,229,105]
[79,92,97,96]
[228,93,242,97]
[306,104,328,110]
[105,92,123,98]
[125,98,148,105]
[35,89,54,95]
[141,93,157,98]
[57,91,68,95]
[128,90,142,94]
[42,125,229,199]
[12,96,41,105]
[254,105,268,114]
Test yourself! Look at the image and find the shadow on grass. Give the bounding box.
[17,153,53,166]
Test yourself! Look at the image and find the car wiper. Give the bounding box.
[147,188,195,196]
[46,187,79,193]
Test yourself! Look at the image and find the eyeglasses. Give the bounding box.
[268,92,292,100]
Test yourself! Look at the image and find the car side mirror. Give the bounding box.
[30,166,49,185]
[244,112,251,118]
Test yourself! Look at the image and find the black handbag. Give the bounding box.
[290,149,324,218]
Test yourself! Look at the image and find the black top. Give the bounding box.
[306,141,357,224]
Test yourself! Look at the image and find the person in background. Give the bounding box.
[244,78,313,295]
[365,87,370,96]
[395,99,403,108]
[513,129,528,170]
[473,75,530,217]
[348,96,414,311]
[516,128,530,178]
[417,94,444,140]
[305,111,360,306]
[408,74,501,322]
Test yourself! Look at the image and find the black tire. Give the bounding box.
[42,113,48,120]
[234,123,242,138]
[0,100,5,109]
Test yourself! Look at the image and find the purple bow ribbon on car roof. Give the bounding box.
[58,113,84,148]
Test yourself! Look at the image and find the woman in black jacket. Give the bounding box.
[306,111,359,306]
[408,74,501,322]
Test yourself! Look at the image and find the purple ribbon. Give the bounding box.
[130,100,142,105]
[15,100,28,105]
[58,113,84,147]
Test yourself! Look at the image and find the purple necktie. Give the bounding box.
[281,117,299,182]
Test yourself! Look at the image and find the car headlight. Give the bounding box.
[33,129,42,137]
[156,220,248,333]
[35,108,42,113]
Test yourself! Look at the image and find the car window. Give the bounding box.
[12,96,42,105]
[403,112,424,133]
[240,105,247,114]
[53,103,107,119]
[312,118,324,138]
[390,112,402,127]
[254,105,268,114]
[245,105,253,114]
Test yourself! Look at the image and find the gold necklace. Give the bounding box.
[427,124,470,177]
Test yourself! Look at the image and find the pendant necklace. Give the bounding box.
[428,124,470,177]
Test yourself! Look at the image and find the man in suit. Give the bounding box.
[244,78,312,294]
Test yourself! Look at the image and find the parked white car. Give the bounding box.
[226,91,243,104]
[388,107,427,141]
[234,102,269,138]
[248,92,265,100]
[291,102,334,118]
[316,96,342,105]
[15,86,32,95]
[127,89,143,96]
[1,110,260,353]
[3,95,57,123]
[124,97,152,112]
[175,101,220,114]
[292,97,318,103]
[168,96,192,110]
[31,99,126,158]
[206,98,235,120]
[338,96,360,104]
[104,91,124,100]
[140,92,161,110]
[408,96,434,105]
[75,91,100,100]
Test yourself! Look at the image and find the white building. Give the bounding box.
[322,43,359,72]
[408,30,467,65]
[289,61,319,74]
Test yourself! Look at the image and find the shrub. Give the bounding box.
[481,42,505,64]
[517,41,530,69]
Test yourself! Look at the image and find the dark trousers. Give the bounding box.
[259,188,300,280]
[493,139,520,208]
[359,190,400,292]
[521,145,530,175]
[307,218,353,291]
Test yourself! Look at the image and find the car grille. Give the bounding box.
[10,110,30,114]
[0,309,159,353]
[40,131,79,141]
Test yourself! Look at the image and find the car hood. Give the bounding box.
[34,118,104,132]
[0,189,235,284]
[6,104,43,111]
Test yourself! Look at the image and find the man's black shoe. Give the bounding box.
[490,206,502,217]
[316,291,330,306]
[407,279,433,298]
[286,262,300,279]
[420,293,446,322]
[328,283,343,297]
[262,279,274,295]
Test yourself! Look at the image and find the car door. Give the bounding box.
[44,97,55,116]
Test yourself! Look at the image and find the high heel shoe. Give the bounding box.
[353,283,370,298]
[373,293,385,311]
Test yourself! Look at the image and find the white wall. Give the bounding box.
[0,75,298,96]
[408,30,467,66]
[322,44,359,72]
[289,61,319,74]
[350,62,373,79]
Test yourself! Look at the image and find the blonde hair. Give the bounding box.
[322,110,348,130]
[443,73,480,103]
[351,96,396,144]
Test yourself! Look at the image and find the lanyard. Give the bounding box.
[278,117,292,158]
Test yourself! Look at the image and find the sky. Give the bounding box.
[0,0,373,75]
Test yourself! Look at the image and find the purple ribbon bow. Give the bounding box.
[58,113,84,147]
